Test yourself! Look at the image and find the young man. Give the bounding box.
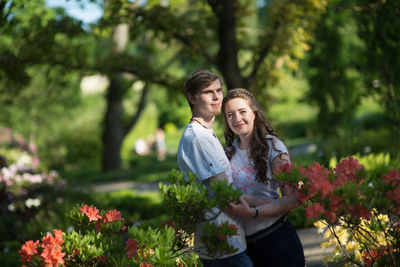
[177,70,253,267]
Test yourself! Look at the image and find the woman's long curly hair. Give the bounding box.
[222,88,280,184]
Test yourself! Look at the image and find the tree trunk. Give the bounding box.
[101,24,130,171]
[102,77,125,171]
[208,0,247,89]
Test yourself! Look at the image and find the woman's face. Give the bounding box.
[224,97,255,140]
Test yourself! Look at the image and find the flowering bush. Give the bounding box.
[274,155,400,266]
[159,169,242,257]
[20,204,200,266]
[1,128,71,265]
[19,169,242,266]
[0,126,65,221]
[0,126,40,168]
[0,162,66,222]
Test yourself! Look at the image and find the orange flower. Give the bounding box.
[126,238,139,259]
[52,229,64,245]
[19,240,39,263]
[104,209,124,223]
[42,233,62,248]
[80,204,102,222]
[140,261,153,267]
[41,245,65,266]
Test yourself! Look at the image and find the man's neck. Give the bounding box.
[190,113,215,129]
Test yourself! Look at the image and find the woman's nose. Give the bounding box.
[233,114,241,122]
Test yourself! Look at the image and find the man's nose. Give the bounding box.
[213,91,221,99]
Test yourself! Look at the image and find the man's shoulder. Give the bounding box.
[180,124,212,143]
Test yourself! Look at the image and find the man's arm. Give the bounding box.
[203,171,230,184]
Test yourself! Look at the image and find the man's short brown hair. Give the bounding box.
[184,70,222,108]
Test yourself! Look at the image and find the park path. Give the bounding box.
[91,180,335,267]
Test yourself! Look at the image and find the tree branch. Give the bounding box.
[123,84,148,137]
[129,6,216,65]
[3,56,181,92]
[245,19,282,87]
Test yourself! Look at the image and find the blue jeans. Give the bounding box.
[246,219,305,267]
[201,251,254,267]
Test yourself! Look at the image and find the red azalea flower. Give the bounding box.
[140,261,153,267]
[126,238,139,259]
[387,186,400,204]
[104,209,124,223]
[382,170,400,186]
[80,204,102,222]
[163,219,178,232]
[228,224,238,232]
[329,195,341,212]
[305,203,325,222]
[362,247,386,267]
[19,240,39,263]
[95,221,103,232]
[325,210,337,224]
[311,175,334,199]
[274,163,293,174]
[334,157,363,181]
[218,234,227,241]
[349,204,372,220]
[298,192,308,203]
[99,255,107,264]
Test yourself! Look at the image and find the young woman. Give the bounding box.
[222,88,305,267]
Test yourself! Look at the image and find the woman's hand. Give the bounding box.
[227,196,255,217]
[279,182,299,210]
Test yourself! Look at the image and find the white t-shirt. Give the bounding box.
[177,123,247,259]
[230,135,289,236]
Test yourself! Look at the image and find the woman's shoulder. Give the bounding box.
[265,134,282,143]
[265,135,288,154]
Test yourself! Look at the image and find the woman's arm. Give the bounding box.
[228,186,298,217]
[228,152,299,218]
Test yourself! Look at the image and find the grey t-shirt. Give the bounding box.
[230,135,289,236]
[177,123,246,259]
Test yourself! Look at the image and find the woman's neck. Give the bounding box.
[238,135,251,150]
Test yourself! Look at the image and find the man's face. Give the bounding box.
[190,79,223,116]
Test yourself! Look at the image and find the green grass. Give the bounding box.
[62,153,178,186]
[93,189,168,224]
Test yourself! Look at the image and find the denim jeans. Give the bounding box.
[246,220,305,267]
[201,251,254,267]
